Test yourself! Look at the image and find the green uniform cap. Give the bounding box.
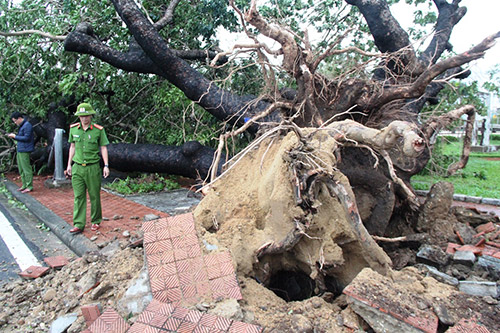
[75,103,96,116]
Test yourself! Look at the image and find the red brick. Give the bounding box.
[490,230,500,241]
[457,245,482,255]
[18,266,50,279]
[485,241,500,249]
[446,243,461,254]
[476,222,495,234]
[455,231,465,245]
[43,256,69,269]
[482,246,498,257]
[81,304,102,327]
[446,318,490,333]
[474,238,486,247]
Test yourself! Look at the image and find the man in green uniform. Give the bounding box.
[66,103,110,234]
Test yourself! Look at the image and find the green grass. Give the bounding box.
[411,138,500,198]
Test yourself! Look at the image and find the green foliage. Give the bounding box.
[104,173,180,195]
[0,178,28,210]
[418,138,456,176]
[420,81,488,126]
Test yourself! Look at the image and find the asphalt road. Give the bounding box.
[0,193,75,286]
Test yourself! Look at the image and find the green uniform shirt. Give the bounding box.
[68,122,109,164]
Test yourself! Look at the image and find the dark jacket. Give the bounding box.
[15,119,35,153]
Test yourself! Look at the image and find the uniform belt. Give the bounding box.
[74,162,98,167]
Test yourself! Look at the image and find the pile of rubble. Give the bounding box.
[0,241,145,332]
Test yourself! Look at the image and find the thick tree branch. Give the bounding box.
[65,28,164,76]
[0,29,66,41]
[244,0,300,74]
[420,0,467,65]
[64,24,224,75]
[108,0,273,126]
[153,0,181,30]
[365,32,500,109]
[345,0,411,53]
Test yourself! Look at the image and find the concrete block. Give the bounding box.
[464,196,481,204]
[452,250,476,266]
[117,265,152,315]
[50,313,78,333]
[452,194,467,202]
[458,281,497,297]
[481,197,500,206]
[477,255,500,279]
[344,268,439,333]
[419,264,458,286]
[416,245,450,268]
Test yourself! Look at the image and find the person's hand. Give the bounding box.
[103,166,109,178]
[7,133,15,139]
[66,165,72,177]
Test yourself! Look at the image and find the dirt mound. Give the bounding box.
[194,129,391,289]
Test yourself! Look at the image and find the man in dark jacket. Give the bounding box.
[8,112,35,193]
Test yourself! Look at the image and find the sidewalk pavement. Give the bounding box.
[4,174,168,256]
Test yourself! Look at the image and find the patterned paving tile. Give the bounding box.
[128,300,263,333]
[86,308,129,333]
[143,213,243,307]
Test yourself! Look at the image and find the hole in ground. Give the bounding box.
[268,270,315,302]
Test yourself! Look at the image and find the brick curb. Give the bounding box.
[3,179,99,256]
[415,190,500,207]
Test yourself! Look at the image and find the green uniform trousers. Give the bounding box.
[72,163,102,229]
[16,152,33,190]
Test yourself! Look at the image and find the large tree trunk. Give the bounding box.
[33,111,220,181]
[58,0,499,236]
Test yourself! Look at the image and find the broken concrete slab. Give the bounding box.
[477,255,500,279]
[99,240,121,258]
[417,245,450,268]
[458,281,498,298]
[117,264,152,316]
[452,250,476,266]
[49,313,78,333]
[416,182,454,233]
[452,206,497,226]
[343,268,439,333]
[417,264,458,286]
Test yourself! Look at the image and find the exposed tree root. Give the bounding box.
[423,105,476,175]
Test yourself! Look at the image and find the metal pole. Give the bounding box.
[54,128,65,181]
[484,92,494,146]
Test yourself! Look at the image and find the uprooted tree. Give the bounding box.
[1,2,498,254]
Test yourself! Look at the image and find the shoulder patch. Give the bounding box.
[70,123,80,128]
[93,124,103,130]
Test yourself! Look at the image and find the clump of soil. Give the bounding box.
[0,243,143,332]
[194,130,391,290]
